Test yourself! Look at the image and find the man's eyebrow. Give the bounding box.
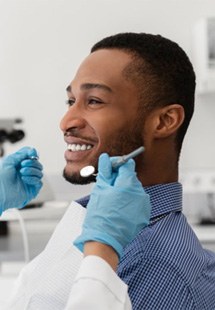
[81,83,112,92]
[66,83,112,93]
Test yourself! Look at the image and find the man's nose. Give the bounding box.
[60,106,86,132]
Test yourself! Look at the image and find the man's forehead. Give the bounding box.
[67,49,133,89]
[77,49,132,73]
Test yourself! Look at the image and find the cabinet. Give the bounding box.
[193,18,215,93]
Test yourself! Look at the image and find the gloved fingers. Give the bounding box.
[21,175,43,187]
[98,153,112,179]
[21,159,43,170]
[96,153,117,185]
[4,147,39,167]
[114,159,141,189]
[12,146,38,160]
[20,167,43,178]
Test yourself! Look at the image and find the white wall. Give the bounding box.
[0,0,215,177]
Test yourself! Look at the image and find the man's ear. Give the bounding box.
[152,104,185,138]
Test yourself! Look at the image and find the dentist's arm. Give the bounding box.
[65,153,151,309]
[0,146,43,215]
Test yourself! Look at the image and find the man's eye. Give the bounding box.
[88,99,103,105]
[66,99,75,106]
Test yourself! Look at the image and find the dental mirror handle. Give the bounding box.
[112,146,144,169]
[80,146,144,177]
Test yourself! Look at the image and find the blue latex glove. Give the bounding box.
[0,146,43,215]
[74,153,151,258]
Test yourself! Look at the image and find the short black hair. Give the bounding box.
[91,32,196,154]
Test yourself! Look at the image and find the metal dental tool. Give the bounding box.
[80,146,145,177]
[29,156,39,160]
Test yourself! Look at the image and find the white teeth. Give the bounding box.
[71,144,76,151]
[76,144,81,151]
[67,144,92,152]
[81,145,87,151]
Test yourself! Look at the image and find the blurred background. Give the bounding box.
[1,0,215,305]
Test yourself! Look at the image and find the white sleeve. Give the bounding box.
[65,255,132,310]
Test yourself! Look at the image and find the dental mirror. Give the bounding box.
[80,165,96,177]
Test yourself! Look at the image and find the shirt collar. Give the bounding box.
[145,182,182,219]
[76,182,183,219]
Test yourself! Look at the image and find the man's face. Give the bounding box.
[60,49,144,184]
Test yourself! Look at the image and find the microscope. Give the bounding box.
[0,118,25,157]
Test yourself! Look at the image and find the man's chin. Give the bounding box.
[63,169,96,185]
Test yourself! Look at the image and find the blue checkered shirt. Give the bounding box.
[77,182,215,309]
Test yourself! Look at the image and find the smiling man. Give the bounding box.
[61,49,145,185]
[7,32,215,310]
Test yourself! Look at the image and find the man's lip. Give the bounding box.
[64,136,96,145]
[64,148,93,162]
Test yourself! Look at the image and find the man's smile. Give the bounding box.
[63,134,97,163]
[67,143,93,152]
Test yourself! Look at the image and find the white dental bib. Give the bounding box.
[6,201,86,310]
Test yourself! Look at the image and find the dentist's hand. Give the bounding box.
[74,153,151,258]
[0,147,43,215]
